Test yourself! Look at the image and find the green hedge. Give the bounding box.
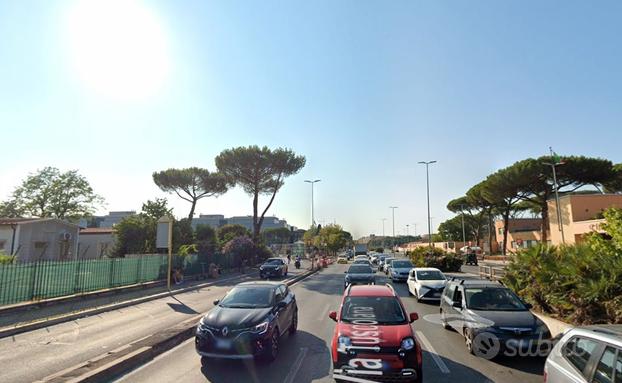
[408,247,463,272]
[503,208,622,325]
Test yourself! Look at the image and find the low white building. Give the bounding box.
[0,218,80,262]
[78,227,116,259]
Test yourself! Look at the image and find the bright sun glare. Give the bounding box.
[64,0,170,101]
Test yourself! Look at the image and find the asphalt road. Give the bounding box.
[115,260,545,383]
[0,261,310,383]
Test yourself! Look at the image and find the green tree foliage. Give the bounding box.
[437,215,476,242]
[215,146,306,242]
[222,236,258,268]
[503,208,622,324]
[195,224,218,259]
[604,163,622,193]
[447,194,489,246]
[3,167,103,220]
[303,224,352,254]
[152,167,228,221]
[262,227,292,245]
[141,198,172,221]
[0,200,24,218]
[217,224,250,245]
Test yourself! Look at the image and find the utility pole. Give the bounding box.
[304,179,321,227]
[544,148,566,244]
[389,207,398,237]
[406,224,410,236]
[418,161,437,249]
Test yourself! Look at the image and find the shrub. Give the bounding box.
[503,208,622,324]
[0,253,15,264]
[408,247,463,272]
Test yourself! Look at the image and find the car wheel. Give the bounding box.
[263,329,279,362]
[465,328,475,355]
[289,310,298,335]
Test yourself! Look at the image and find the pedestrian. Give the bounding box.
[287,253,292,264]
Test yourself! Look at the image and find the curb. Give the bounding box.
[35,265,325,383]
[0,271,259,340]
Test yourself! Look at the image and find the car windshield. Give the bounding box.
[392,261,413,268]
[465,288,527,311]
[353,260,369,264]
[264,259,282,265]
[340,296,407,325]
[219,286,274,308]
[348,266,372,274]
[417,270,445,280]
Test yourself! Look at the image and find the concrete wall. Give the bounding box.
[494,219,543,252]
[78,232,115,259]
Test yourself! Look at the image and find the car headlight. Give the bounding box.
[392,270,398,275]
[254,321,269,334]
[401,337,415,350]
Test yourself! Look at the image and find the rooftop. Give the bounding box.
[348,285,395,297]
[80,227,115,234]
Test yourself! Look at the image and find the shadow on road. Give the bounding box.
[166,296,200,315]
[490,354,546,375]
[200,330,331,383]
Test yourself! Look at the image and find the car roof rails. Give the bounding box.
[345,283,354,296]
[384,283,397,296]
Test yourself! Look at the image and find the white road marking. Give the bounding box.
[283,347,308,383]
[317,304,330,321]
[416,330,450,374]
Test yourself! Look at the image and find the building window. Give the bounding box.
[498,228,503,235]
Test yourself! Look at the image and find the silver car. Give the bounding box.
[544,325,622,383]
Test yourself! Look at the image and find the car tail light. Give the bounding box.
[543,371,547,382]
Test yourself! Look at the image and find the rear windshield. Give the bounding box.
[392,261,413,268]
[264,259,283,265]
[417,270,445,280]
[348,266,373,274]
[340,296,407,325]
[465,288,527,311]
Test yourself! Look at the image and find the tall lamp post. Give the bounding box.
[418,161,437,249]
[460,204,467,246]
[389,206,398,251]
[544,148,566,244]
[381,218,387,249]
[406,224,410,236]
[304,179,321,227]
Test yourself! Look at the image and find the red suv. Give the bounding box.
[329,284,422,383]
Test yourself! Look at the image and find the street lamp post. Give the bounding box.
[304,179,321,227]
[418,161,437,249]
[389,207,398,237]
[544,148,566,244]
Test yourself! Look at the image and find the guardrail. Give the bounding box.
[478,265,506,281]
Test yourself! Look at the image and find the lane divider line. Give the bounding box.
[283,347,308,383]
[416,330,450,374]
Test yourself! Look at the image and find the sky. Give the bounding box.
[1,0,621,238]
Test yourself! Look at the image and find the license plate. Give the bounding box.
[215,338,232,349]
[433,292,441,297]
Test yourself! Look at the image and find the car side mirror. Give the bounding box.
[213,299,220,306]
[409,312,419,323]
[452,301,463,309]
[328,311,337,322]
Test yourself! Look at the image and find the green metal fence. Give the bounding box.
[0,255,168,306]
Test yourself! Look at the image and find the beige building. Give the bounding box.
[0,218,80,262]
[494,218,543,252]
[78,227,116,259]
[548,194,622,245]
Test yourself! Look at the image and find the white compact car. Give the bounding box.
[407,267,447,301]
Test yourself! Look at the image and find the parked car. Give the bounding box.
[388,259,414,282]
[464,252,478,266]
[329,284,422,383]
[544,325,622,383]
[344,264,375,289]
[337,256,348,264]
[195,281,297,362]
[439,279,551,358]
[407,268,447,301]
[259,258,288,279]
